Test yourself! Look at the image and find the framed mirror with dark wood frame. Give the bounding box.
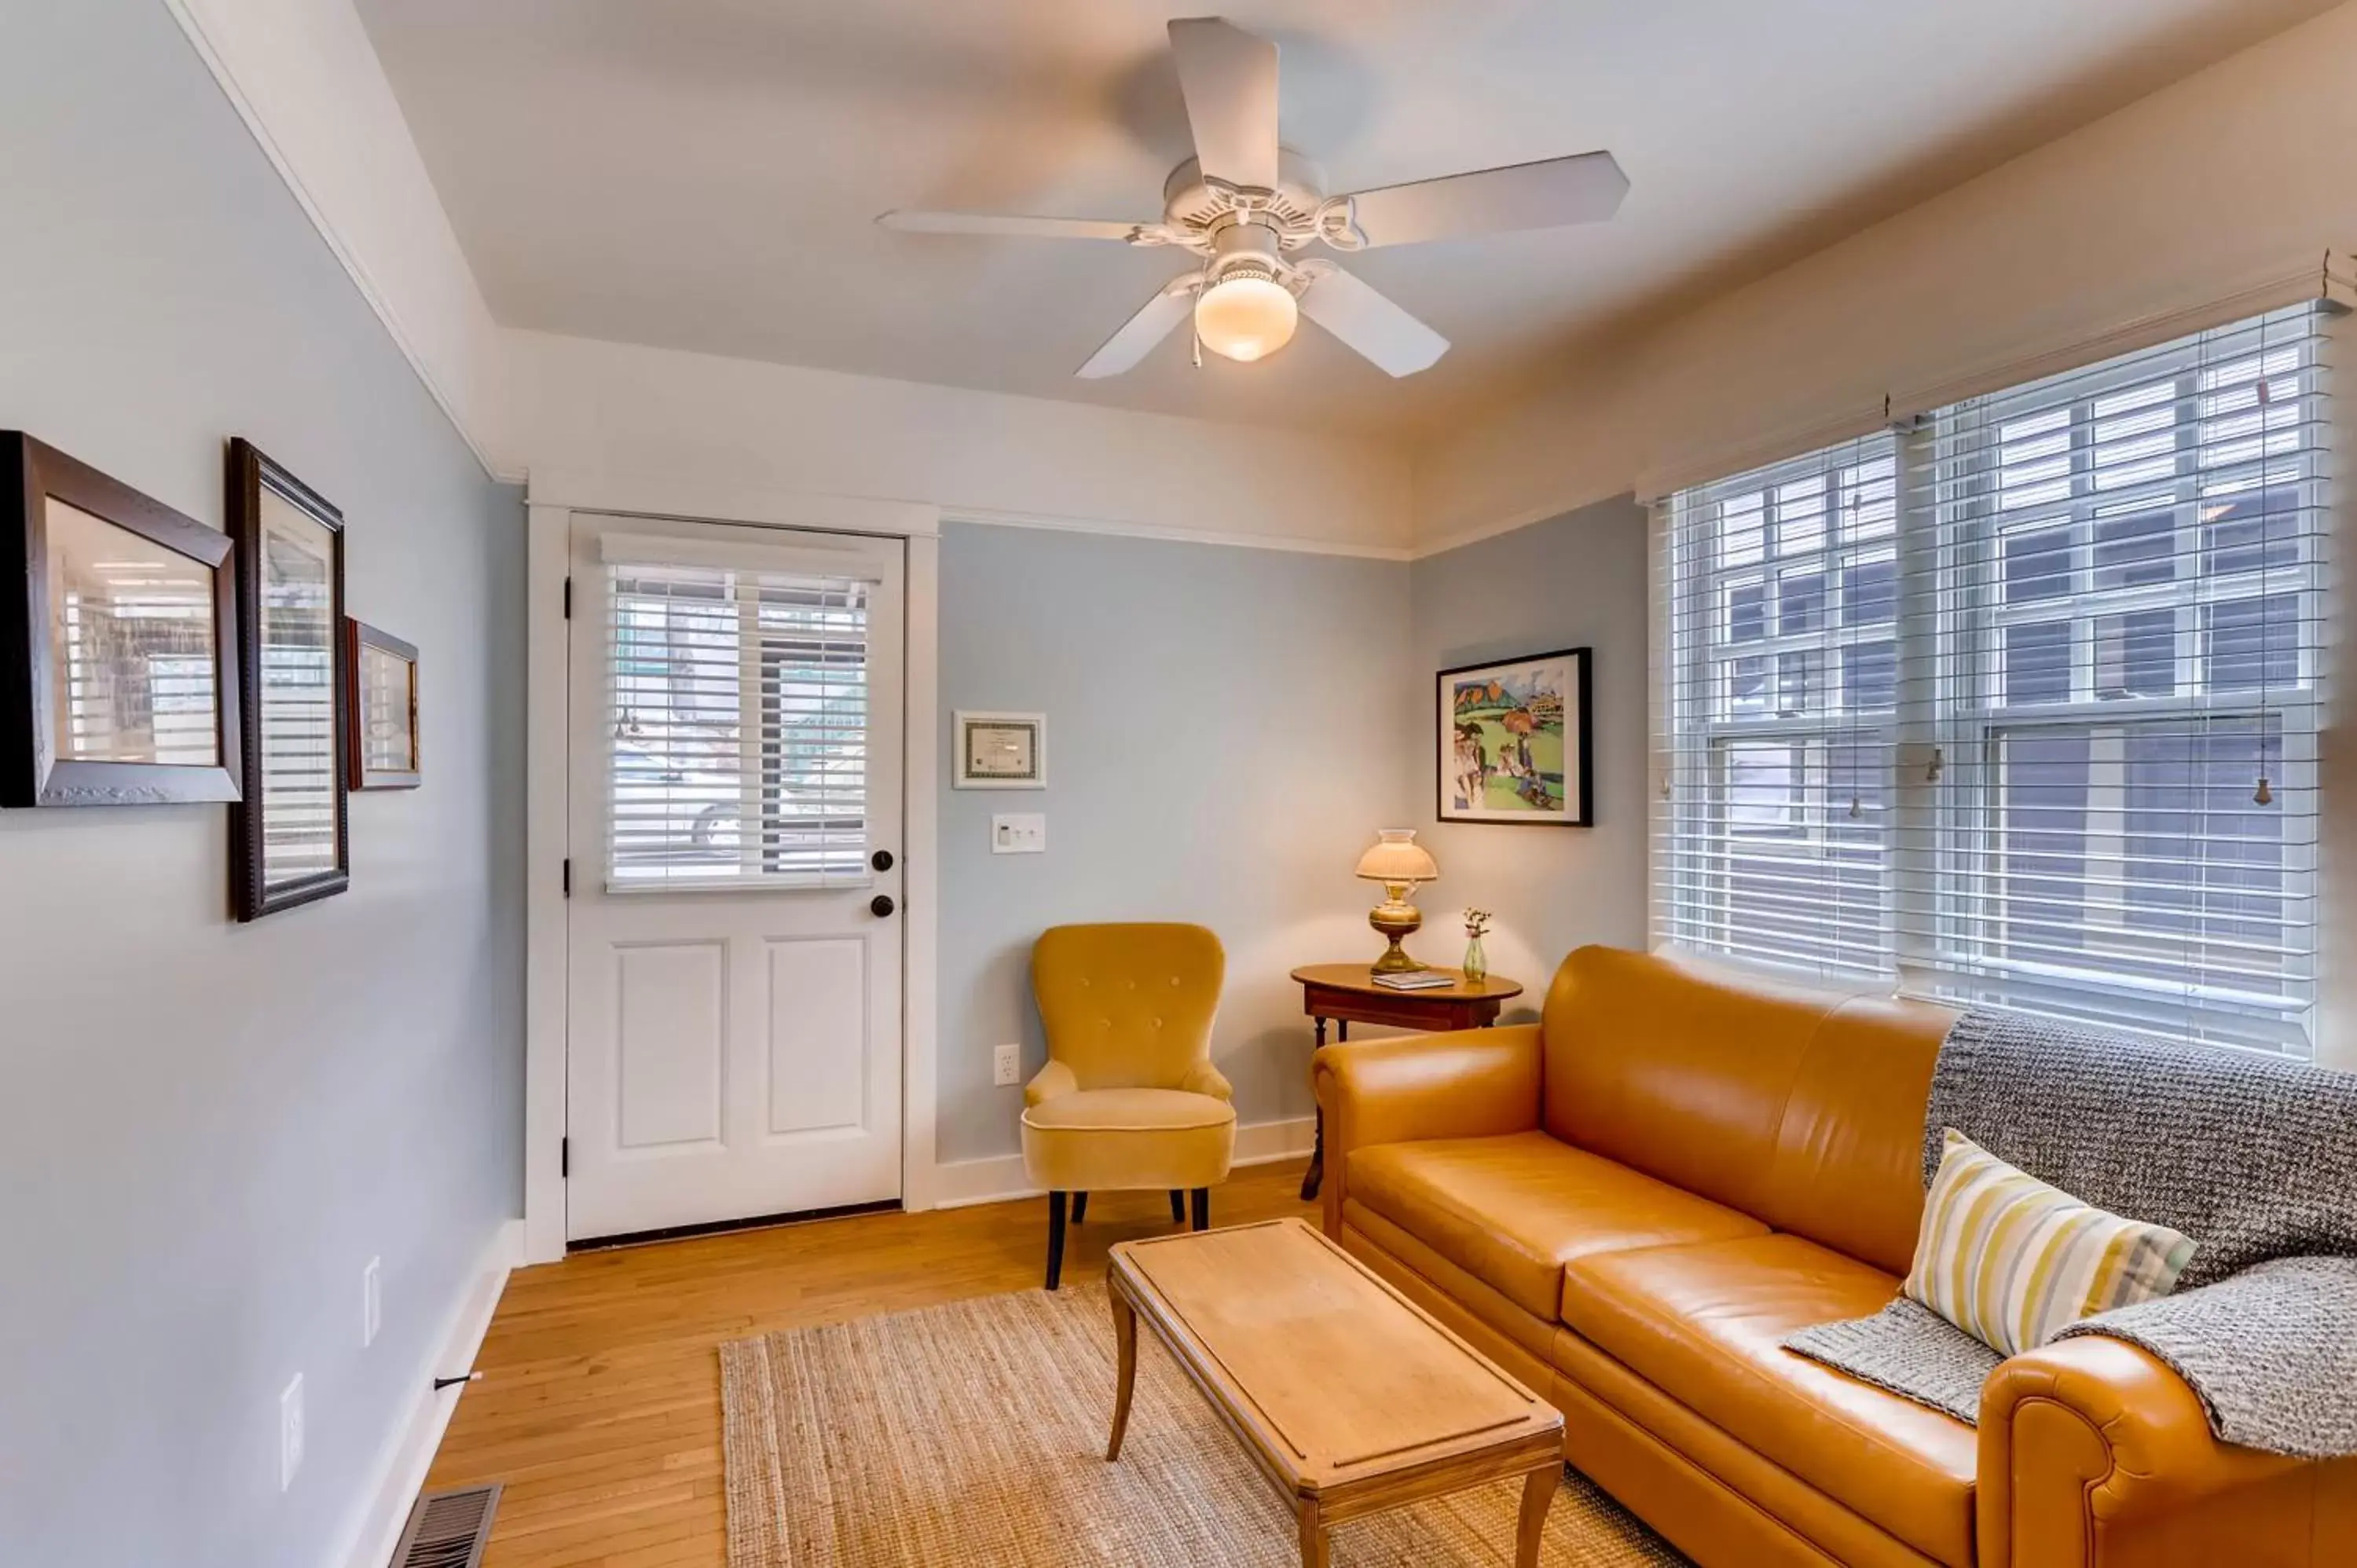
[1,431,244,808]
[346,618,420,790]
[228,438,348,920]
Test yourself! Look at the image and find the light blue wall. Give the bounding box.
[0,5,522,1566]
[936,523,1415,1163]
[1408,496,1652,1006]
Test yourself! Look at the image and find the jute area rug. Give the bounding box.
[720,1287,1688,1566]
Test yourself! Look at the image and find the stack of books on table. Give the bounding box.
[1371,969,1457,991]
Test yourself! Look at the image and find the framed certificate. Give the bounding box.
[954,710,1044,789]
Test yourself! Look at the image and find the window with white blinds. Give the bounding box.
[1657,302,2334,1055]
[604,559,871,891]
[1657,435,1901,976]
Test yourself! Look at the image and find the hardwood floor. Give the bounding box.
[424,1161,1316,1567]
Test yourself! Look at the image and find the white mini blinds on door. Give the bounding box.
[601,539,875,892]
[1658,302,2335,1055]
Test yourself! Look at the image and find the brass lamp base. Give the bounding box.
[1368,892,1427,974]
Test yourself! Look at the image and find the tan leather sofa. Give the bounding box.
[1312,945,2357,1568]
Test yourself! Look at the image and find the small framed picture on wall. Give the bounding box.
[953,710,1044,789]
[1435,647,1592,826]
[346,619,420,790]
[0,432,244,808]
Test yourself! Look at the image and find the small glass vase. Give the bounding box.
[1462,936,1488,983]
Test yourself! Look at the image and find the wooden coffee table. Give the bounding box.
[1105,1217,1563,1567]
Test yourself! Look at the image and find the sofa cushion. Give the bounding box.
[1559,1233,1978,1568]
[1538,947,1952,1275]
[1020,1088,1235,1192]
[1345,1131,1769,1321]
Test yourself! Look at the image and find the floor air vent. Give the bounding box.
[387,1483,501,1568]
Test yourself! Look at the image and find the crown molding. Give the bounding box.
[161,0,518,483]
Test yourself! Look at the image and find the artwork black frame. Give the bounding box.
[228,438,349,920]
[1434,646,1593,827]
[346,617,420,791]
[0,431,244,808]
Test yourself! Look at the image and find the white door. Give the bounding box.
[565,514,904,1241]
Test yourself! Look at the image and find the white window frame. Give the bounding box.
[1655,302,2339,1058]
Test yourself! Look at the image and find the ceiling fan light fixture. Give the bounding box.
[1194,265,1297,363]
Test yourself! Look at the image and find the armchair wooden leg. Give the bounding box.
[1169,1190,1186,1225]
[1071,1192,1088,1225]
[1045,1191,1069,1291]
[1190,1188,1210,1232]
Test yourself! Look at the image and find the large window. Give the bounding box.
[1657,304,2330,1054]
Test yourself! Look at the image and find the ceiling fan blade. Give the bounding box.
[1076,284,1197,379]
[877,210,1143,241]
[1167,18,1279,189]
[1296,266,1449,377]
[1342,151,1629,249]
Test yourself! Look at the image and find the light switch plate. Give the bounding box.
[991,813,1046,854]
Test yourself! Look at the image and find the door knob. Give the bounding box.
[871,895,896,918]
[871,849,895,872]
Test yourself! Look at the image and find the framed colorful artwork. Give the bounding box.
[228,438,349,920]
[953,710,1044,789]
[1435,647,1592,826]
[0,432,244,807]
[346,619,420,790]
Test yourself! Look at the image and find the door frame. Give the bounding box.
[522,469,942,1263]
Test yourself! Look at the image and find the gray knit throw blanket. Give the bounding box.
[1783,1009,2357,1458]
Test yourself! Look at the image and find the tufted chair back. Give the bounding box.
[1032,923,1226,1090]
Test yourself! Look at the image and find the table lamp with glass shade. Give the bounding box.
[1355,829,1440,973]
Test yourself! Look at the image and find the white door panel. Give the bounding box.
[566,514,904,1240]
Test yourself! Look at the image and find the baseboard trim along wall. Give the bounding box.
[336,1218,525,1568]
[929,1116,1317,1211]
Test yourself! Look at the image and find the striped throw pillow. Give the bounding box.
[1904,1128,2198,1358]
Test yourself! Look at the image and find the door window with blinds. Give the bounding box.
[1657,302,2333,1054]
[601,551,874,890]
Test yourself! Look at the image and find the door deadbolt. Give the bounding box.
[871,849,895,872]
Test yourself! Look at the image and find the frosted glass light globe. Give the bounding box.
[1194,273,1298,363]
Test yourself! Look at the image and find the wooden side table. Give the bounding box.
[1292,964,1524,1201]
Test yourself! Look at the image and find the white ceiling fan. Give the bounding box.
[878,16,1628,379]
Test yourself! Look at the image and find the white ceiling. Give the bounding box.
[356,0,2337,438]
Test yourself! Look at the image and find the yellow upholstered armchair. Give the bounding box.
[1021,922,1236,1288]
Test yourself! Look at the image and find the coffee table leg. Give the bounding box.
[1516,1462,1558,1568]
[1296,1499,1329,1568]
[1105,1284,1138,1462]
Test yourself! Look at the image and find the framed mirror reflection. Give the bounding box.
[346,618,420,790]
[228,438,348,920]
[2,432,243,808]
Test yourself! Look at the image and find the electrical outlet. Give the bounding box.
[362,1257,381,1349]
[279,1373,305,1492]
[992,1042,1021,1087]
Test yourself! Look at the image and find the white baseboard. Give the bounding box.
[335,1218,524,1568]
[930,1116,1315,1211]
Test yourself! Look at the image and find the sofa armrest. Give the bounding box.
[1978,1335,2347,1568]
[1310,1024,1542,1236]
